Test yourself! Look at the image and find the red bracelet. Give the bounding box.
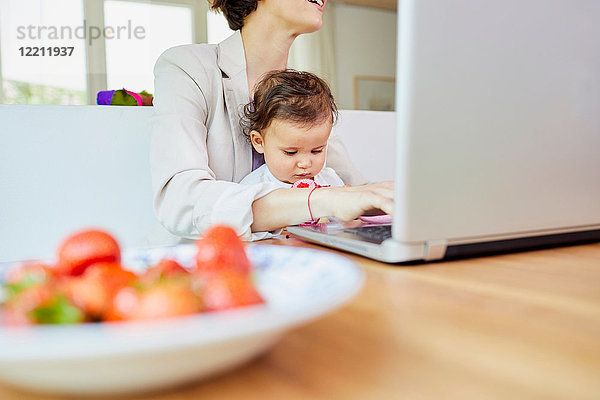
[307,187,318,221]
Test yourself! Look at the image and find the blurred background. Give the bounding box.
[0,0,396,110]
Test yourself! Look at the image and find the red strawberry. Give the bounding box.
[83,262,137,293]
[141,258,189,285]
[133,281,201,320]
[105,279,201,322]
[61,262,136,319]
[60,276,107,319]
[4,262,54,286]
[195,225,250,275]
[1,304,33,326]
[5,283,53,316]
[200,270,264,311]
[56,229,121,276]
[2,282,84,325]
[103,286,140,322]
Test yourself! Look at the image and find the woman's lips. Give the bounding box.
[307,0,325,10]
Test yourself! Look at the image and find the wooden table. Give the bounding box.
[2,239,599,399]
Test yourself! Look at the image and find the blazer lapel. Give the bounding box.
[217,32,252,182]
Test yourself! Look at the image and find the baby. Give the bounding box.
[240,70,344,188]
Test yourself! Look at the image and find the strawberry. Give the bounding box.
[140,258,189,285]
[56,229,121,276]
[5,283,53,315]
[195,225,251,275]
[61,262,136,319]
[59,276,107,320]
[135,281,201,320]
[2,282,84,325]
[3,262,55,299]
[200,270,264,311]
[4,262,54,286]
[105,279,202,322]
[103,286,140,322]
[1,304,33,326]
[83,262,137,293]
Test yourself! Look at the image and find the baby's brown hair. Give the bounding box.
[242,70,338,140]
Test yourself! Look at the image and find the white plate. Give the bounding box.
[0,244,363,396]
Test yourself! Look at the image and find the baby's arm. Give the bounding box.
[251,182,394,233]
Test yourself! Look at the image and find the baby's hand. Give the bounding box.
[305,182,394,222]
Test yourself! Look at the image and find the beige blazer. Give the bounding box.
[150,31,366,240]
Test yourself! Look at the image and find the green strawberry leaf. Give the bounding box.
[30,296,85,324]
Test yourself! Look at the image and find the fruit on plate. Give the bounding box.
[200,270,264,311]
[140,258,189,285]
[195,225,251,275]
[56,229,121,276]
[115,280,202,321]
[106,269,201,322]
[3,262,55,297]
[1,225,264,325]
[1,282,84,325]
[60,262,137,319]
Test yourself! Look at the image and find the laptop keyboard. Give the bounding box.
[343,224,392,244]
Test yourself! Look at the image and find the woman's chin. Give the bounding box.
[296,17,323,35]
[312,19,324,32]
[310,17,324,31]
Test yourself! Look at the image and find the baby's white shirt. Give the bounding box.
[240,164,345,187]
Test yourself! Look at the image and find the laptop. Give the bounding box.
[287,0,600,263]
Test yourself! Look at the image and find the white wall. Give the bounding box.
[0,105,160,261]
[333,110,395,183]
[333,4,397,110]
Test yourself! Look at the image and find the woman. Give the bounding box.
[150,0,393,240]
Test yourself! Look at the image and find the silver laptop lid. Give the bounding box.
[394,0,600,244]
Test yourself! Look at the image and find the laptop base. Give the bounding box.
[287,224,600,264]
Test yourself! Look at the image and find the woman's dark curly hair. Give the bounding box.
[209,0,259,31]
[241,70,338,141]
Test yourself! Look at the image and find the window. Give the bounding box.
[0,0,87,104]
[104,0,193,94]
[0,0,216,105]
[206,9,233,44]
